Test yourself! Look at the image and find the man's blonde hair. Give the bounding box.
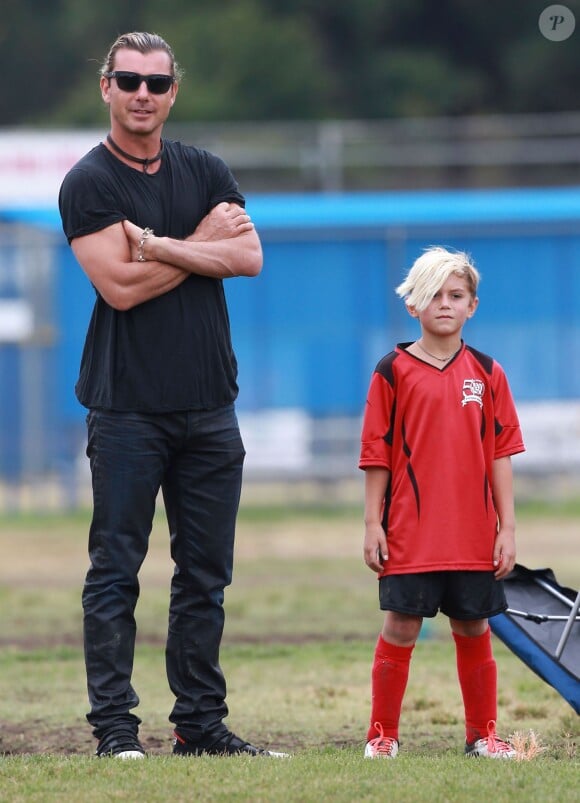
[395,246,480,311]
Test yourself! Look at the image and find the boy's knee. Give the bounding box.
[382,612,423,646]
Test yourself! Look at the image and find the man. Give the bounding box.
[59,31,284,759]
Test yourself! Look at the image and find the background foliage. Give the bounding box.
[1,0,580,126]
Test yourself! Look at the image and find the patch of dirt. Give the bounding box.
[0,721,315,758]
[0,721,96,757]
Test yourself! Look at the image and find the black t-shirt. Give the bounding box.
[59,140,245,412]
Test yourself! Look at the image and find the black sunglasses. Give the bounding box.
[105,71,175,94]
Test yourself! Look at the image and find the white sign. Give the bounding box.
[0,129,106,206]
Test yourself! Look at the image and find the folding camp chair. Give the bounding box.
[490,564,580,715]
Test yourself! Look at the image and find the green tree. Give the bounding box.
[156,1,334,121]
[0,0,147,124]
[1,0,579,125]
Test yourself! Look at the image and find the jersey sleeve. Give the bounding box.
[492,362,525,459]
[359,371,394,469]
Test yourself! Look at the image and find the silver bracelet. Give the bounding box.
[137,227,154,262]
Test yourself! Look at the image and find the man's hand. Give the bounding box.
[123,220,147,262]
[189,202,254,242]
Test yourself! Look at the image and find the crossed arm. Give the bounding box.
[71,202,263,311]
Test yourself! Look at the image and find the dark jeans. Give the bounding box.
[83,405,245,742]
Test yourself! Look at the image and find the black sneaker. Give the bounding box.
[96,729,146,760]
[172,729,288,757]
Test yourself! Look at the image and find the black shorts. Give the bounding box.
[378,571,507,620]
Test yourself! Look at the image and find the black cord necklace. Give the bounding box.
[417,339,460,363]
[106,134,163,172]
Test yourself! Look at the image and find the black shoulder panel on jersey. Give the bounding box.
[375,350,398,387]
[465,345,494,375]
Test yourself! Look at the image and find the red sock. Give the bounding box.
[367,635,414,741]
[453,626,497,744]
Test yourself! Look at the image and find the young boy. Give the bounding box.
[359,246,525,759]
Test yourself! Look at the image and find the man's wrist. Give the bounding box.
[137,227,154,262]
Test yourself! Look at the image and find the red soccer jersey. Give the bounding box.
[359,342,525,575]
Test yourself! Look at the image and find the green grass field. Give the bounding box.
[0,500,578,802]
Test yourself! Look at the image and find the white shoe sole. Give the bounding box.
[115,750,146,760]
[364,742,399,758]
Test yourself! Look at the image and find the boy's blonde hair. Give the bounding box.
[395,246,480,312]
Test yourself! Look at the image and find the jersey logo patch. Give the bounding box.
[462,378,485,408]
